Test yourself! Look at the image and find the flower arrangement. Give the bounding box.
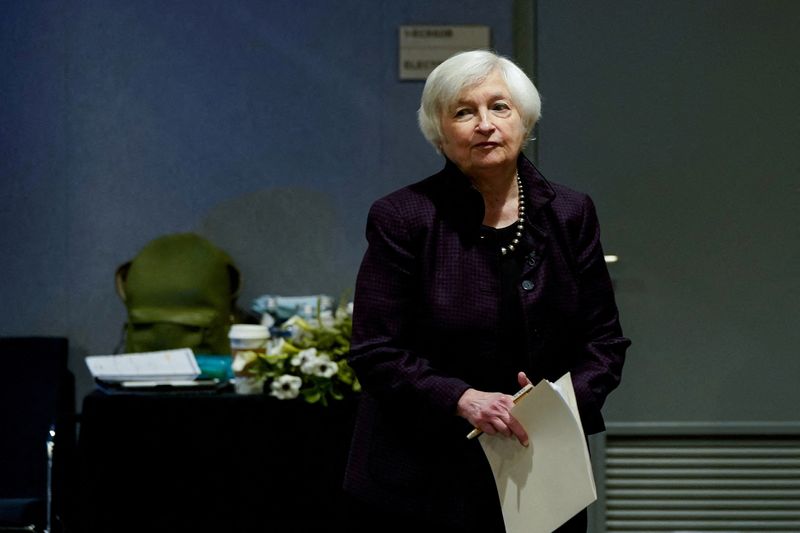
[232,299,360,405]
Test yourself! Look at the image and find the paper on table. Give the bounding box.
[478,373,596,533]
[85,348,201,382]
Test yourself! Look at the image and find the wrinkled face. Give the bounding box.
[439,70,525,178]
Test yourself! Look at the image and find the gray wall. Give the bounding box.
[536,0,800,423]
[0,1,515,405]
[3,0,798,425]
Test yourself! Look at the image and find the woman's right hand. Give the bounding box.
[456,388,529,446]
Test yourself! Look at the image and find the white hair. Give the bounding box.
[417,50,541,151]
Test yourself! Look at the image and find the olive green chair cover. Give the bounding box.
[115,233,241,355]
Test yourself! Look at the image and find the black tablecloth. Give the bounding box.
[76,390,358,533]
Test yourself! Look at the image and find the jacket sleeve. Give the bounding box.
[567,194,630,435]
[347,196,471,416]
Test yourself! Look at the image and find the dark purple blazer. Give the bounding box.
[343,155,630,526]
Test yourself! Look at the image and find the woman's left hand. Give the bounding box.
[456,387,529,446]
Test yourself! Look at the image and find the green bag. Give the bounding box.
[115,233,241,355]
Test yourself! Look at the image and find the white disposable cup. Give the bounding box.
[228,324,269,393]
[228,324,269,358]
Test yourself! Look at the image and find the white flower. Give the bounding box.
[336,302,353,320]
[299,350,322,374]
[282,317,308,342]
[260,313,275,328]
[301,360,317,374]
[318,310,335,328]
[232,350,258,373]
[270,375,302,400]
[267,338,288,356]
[312,358,338,378]
[291,348,318,369]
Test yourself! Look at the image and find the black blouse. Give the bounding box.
[480,223,529,393]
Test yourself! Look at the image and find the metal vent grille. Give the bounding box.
[603,433,800,532]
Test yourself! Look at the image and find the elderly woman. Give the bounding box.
[343,50,630,532]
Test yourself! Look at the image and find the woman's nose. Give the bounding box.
[476,111,495,133]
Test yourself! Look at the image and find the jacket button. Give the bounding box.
[521,280,535,291]
[526,254,537,266]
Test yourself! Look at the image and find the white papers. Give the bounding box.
[85,348,201,382]
[478,373,596,533]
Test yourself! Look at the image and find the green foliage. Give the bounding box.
[236,299,359,405]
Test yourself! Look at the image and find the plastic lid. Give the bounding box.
[228,324,269,339]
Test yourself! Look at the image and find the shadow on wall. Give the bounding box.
[195,187,354,308]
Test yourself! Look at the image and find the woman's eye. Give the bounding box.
[493,102,510,111]
[454,108,472,118]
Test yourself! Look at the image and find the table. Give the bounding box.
[76,389,358,533]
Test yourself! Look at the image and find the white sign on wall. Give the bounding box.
[399,25,491,80]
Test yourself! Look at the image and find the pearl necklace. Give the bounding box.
[500,172,525,256]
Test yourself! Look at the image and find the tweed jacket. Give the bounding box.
[343,154,630,523]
